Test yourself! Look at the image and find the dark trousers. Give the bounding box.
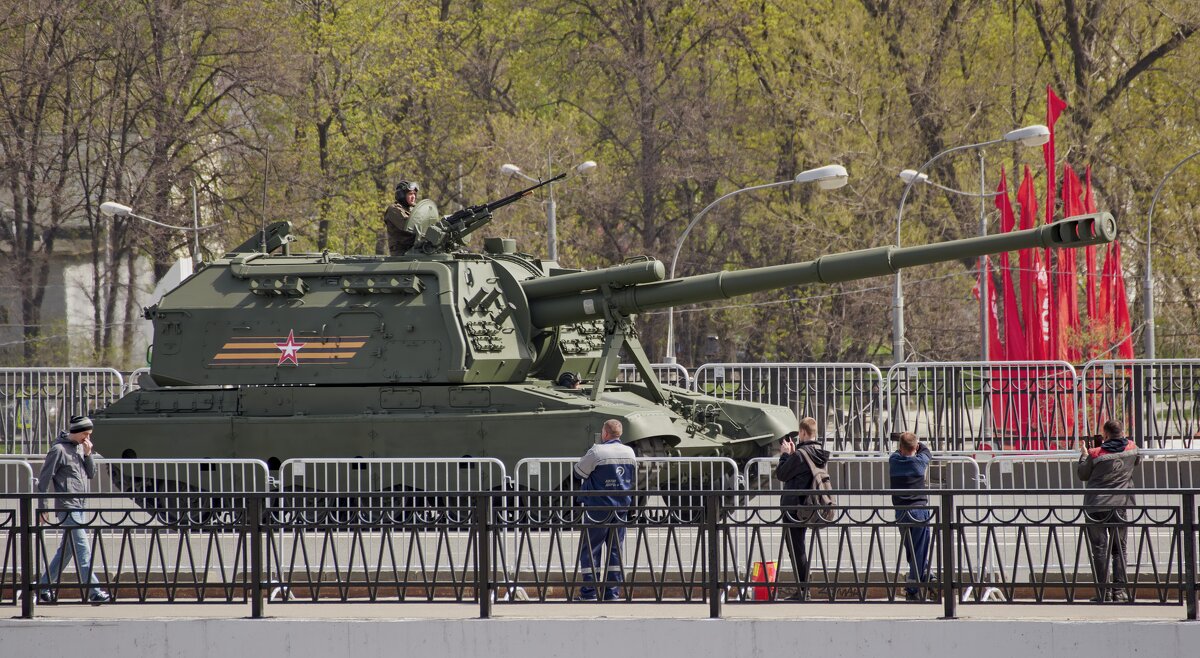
[579,517,626,599]
[896,508,932,595]
[785,524,809,594]
[1085,509,1129,590]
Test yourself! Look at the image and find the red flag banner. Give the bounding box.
[1082,167,1101,355]
[996,170,1027,360]
[1109,241,1135,359]
[1017,168,1044,359]
[1044,86,1068,226]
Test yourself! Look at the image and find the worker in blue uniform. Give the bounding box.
[573,419,637,601]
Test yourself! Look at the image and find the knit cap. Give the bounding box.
[68,415,93,433]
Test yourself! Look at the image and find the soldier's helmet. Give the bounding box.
[395,180,421,205]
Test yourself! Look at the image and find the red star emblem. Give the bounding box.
[275,329,306,365]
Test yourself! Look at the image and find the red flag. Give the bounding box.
[973,255,1005,361]
[1109,242,1135,359]
[975,255,1009,435]
[1081,167,1101,344]
[996,170,1027,360]
[1056,168,1082,362]
[1017,168,1044,359]
[1044,87,1069,361]
[1044,86,1068,227]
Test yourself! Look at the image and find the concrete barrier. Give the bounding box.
[1,609,1196,658]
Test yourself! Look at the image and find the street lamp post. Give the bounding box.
[891,125,1051,363]
[662,164,849,364]
[99,201,220,263]
[499,160,597,262]
[899,166,1003,363]
[1144,148,1200,359]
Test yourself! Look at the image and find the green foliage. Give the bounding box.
[3,0,1199,366]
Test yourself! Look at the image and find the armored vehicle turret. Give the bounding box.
[95,192,1117,492]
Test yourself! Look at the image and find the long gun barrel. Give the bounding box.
[423,173,568,250]
[528,212,1117,327]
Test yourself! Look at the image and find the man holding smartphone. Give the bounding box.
[35,415,110,604]
[776,416,828,601]
[1078,419,1140,602]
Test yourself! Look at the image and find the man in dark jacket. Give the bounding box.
[775,416,829,602]
[34,415,110,604]
[1078,419,1140,603]
[889,431,932,601]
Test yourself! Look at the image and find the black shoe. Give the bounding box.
[904,591,922,602]
[88,590,111,605]
[1088,591,1111,603]
[1110,589,1131,603]
[783,589,808,602]
[37,591,57,604]
[574,593,598,602]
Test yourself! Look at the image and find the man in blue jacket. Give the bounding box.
[889,431,932,601]
[574,419,637,601]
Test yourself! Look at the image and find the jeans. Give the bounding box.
[579,511,627,599]
[896,508,932,596]
[39,510,104,597]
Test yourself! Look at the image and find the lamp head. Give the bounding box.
[499,163,522,177]
[100,201,132,217]
[574,160,597,175]
[1003,125,1051,148]
[899,169,929,185]
[795,164,849,190]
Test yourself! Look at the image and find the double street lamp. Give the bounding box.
[891,124,1051,363]
[1144,148,1200,359]
[499,160,597,262]
[662,164,849,364]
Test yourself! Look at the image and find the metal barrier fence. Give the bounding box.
[271,458,507,602]
[9,359,1200,455]
[0,368,126,454]
[694,363,885,451]
[742,453,989,597]
[616,363,693,389]
[0,489,1195,620]
[508,457,740,601]
[1079,360,1200,449]
[886,361,1079,451]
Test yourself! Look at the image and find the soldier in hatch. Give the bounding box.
[383,180,421,255]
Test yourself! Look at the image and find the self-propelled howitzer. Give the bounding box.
[95,211,1116,490]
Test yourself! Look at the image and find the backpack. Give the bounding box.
[790,448,837,526]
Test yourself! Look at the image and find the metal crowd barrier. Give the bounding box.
[1079,360,1200,449]
[694,363,885,451]
[508,456,740,600]
[10,359,1200,456]
[0,368,126,454]
[271,458,507,603]
[886,361,1079,452]
[616,363,693,389]
[0,460,33,604]
[741,453,988,598]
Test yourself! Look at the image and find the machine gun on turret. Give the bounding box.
[416,173,568,252]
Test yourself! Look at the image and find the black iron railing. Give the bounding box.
[1,489,1196,620]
